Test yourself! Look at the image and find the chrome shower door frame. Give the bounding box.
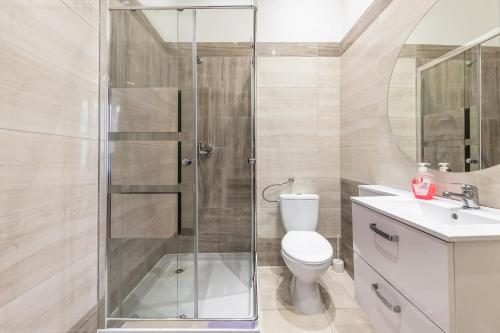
[98,2,258,329]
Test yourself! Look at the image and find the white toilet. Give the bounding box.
[279,193,334,315]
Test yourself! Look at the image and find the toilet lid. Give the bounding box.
[281,231,334,264]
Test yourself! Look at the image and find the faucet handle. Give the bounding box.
[451,183,478,197]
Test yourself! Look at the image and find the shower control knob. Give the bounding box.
[182,159,192,166]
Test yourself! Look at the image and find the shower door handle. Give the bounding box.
[182,159,192,166]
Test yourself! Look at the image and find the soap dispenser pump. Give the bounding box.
[411,162,436,200]
[438,162,450,172]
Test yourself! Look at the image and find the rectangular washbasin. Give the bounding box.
[351,195,500,241]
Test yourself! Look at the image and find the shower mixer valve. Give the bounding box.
[198,143,214,159]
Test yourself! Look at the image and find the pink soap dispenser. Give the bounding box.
[411,163,436,200]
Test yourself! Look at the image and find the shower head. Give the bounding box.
[465,60,476,67]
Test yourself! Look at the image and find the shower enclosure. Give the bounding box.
[99,1,257,328]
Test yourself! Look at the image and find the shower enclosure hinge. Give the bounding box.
[248,158,256,165]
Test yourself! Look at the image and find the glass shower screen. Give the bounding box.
[103,5,256,327]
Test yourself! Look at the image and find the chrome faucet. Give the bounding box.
[443,183,480,209]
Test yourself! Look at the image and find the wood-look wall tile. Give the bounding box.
[110,194,177,239]
[318,208,341,238]
[317,43,342,57]
[111,142,177,185]
[197,42,252,57]
[107,238,167,314]
[340,178,367,277]
[257,207,284,239]
[257,238,285,266]
[256,43,319,57]
[111,88,178,132]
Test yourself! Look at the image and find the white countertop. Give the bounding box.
[358,184,412,197]
[352,194,500,242]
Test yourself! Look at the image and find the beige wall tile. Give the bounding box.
[0,41,98,139]
[318,88,340,109]
[340,145,377,184]
[340,107,380,148]
[256,55,341,262]
[0,0,99,81]
[317,57,341,88]
[258,147,340,179]
[257,115,318,148]
[0,129,98,306]
[0,251,97,333]
[318,114,340,148]
[257,87,318,116]
[0,1,100,332]
[60,0,99,29]
[257,57,318,88]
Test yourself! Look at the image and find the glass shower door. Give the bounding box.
[195,8,256,319]
[103,4,257,326]
[107,8,197,320]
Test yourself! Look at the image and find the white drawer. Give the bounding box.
[352,203,453,332]
[354,253,444,333]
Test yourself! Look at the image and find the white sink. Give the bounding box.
[352,195,500,241]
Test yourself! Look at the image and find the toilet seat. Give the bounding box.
[281,231,334,265]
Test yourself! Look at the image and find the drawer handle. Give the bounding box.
[371,283,401,313]
[370,223,399,242]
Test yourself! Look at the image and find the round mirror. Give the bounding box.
[388,0,500,172]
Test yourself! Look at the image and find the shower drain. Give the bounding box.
[178,314,187,319]
[175,268,184,274]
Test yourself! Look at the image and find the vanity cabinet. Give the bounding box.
[353,202,500,333]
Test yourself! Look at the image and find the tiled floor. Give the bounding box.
[258,266,375,333]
